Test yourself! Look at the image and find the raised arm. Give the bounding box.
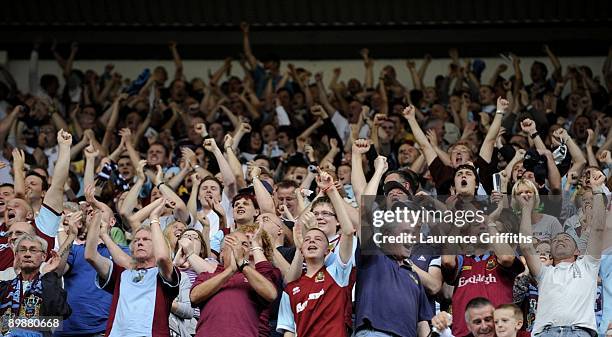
[480,97,509,163]
[150,199,176,281]
[223,134,247,189]
[585,182,607,259]
[128,197,165,232]
[543,45,563,82]
[84,212,112,281]
[517,194,542,278]
[240,22,258,69]
[250,166,276,214]
[406,60,423,91]
[12,148,26,199]
[402,105,438,165]
[101,94,126,152]
[83,144,99,188]
[119,160,146,222]
[0,106,22,149]
[99,211,132,269]
[168,41,184,80]
[555,128,586,174]
[151,165,189,223]
[44,130,72,213]
[203,138,237,200]
[319,169,355,264]
[360,48,374,89]
[315,74,337,118]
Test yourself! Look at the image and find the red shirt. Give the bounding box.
[451,254,524,337]
[192,261,278,337]
[277,256,353,337]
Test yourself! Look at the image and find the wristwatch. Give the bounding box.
[238,259,250,272]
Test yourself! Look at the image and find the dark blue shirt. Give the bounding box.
[355,240,433,337]
[55,243,128,336]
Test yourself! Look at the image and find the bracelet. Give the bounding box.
[530,133,539,139]
[150,218,160,225]
[156,182,165,189]
[250,246,264,252]
[321,185,335,194]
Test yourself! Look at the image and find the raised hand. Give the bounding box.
[178,237,195,257]
[203,139,219,153]
[42,251,61,274]
[136,159,147,181]
[223,134,234,150]
[65,211,82,237]
[352,138,371,154]
[552,128,569,143]
[520,118,537,135]
[329,138,339,151]
[402,105,416,120]
[310,105,326,117]
[373,155,388,173]
[426,129,439,147]
[598,150,612,165]
[84,184,98,206]
[316,168,335,192]
[301,143,313,160]
[240,22,250,34]
[248,164,262,181]
[151,165,164,187]
[194,123,208,138]
[57,129,73,147]
[12,148,25,171]
[84,144,99,160]
[586,129,596,147]
[150,198,167,218]
[496,97,509,113]
[119,128,133,146]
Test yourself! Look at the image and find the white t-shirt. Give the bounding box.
[532,255,600,334]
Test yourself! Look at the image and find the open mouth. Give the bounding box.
[307,245,318,252]
[461,179,468,187]
[7,211,16,220]
[236,208,246,215]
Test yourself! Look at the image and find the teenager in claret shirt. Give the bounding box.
[85,199,180,337]
[0,130,72,276]
[442,164,524,337]
[276,170,355,337]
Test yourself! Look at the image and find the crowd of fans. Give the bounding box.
[0,22,611,337]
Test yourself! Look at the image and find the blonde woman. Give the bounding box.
[511,178,562,241]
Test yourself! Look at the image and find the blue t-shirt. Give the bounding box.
[355,239,433,336]
[55,243,129,336]
[599,252,612,336]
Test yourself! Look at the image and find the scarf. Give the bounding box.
[0,274,44,334]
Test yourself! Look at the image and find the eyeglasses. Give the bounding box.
[313,211,336,218]
[17,247,44,254]
[182,234,200,241]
